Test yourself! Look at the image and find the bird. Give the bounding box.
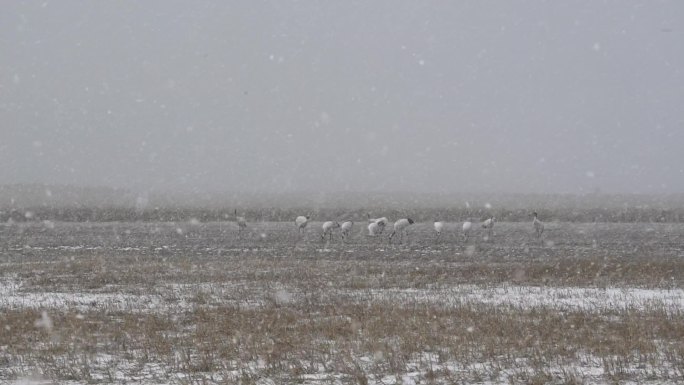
[321,221,340,241]
[340,221,353,240]
[482,216,495,239]
[367,214,389,234]
[368,221,380,236]
[434,221,445,240]
[295,215,310,234]
[532,211,544,239]
[235,209,247,235]
[462,219,473,242]
[389,218,414,244]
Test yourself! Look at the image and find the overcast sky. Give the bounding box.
[1,1,683,195]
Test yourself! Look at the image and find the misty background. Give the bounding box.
[2,1,683,203]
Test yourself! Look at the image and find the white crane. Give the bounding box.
[340,221,353,240]
[434,221,445,240]
[367,214,389,234]
[532,211,544,239]
[367,221,380,236]
[295,215,310,235]
[482,216,495,239]
[462,219,473,242]
[321,221,340,241]
[235,209,247,236]
[389,218,414,244]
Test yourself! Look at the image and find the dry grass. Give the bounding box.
[1,221,684,383]
[2,293,683,383]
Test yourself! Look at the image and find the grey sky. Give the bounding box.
[2,1,683,195]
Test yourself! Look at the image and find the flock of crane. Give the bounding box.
[234,210,546,243]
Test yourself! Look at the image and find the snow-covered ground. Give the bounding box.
[3,275,684,314]
[2,220,684,384]
[3,277,684,383]
[361,285,684,314]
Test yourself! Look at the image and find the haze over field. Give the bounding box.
[4,5,684,383]
[2,1,683,195]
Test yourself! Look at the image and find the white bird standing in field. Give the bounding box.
[340,221,353,240]
[321,221,340,241]
[482,216,495,239]
[235,209,247,236]
[367,221,380,236]
[462,219,473,242]
[532,211,544,239]
[367,214,389,234]
[434,221,445,240]
[389,218,415,244]
[295,215,310,235]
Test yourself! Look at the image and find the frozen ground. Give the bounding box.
[1,220,684,384]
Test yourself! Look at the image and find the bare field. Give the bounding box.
[1,220,684,384]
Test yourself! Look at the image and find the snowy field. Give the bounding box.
[1,220,684,384]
